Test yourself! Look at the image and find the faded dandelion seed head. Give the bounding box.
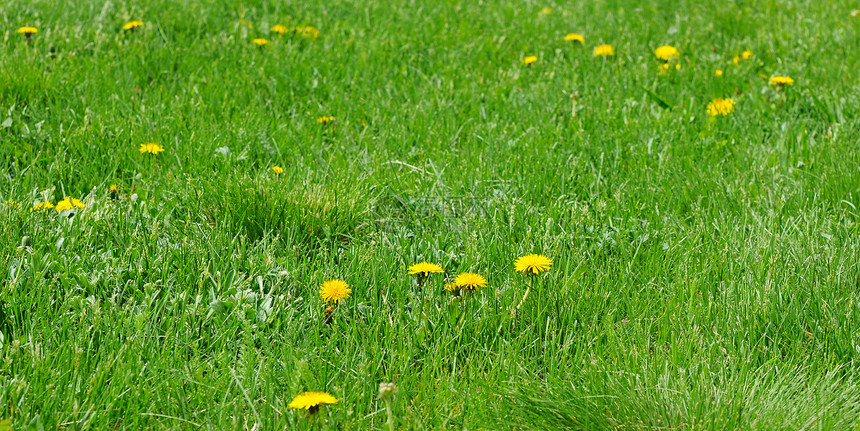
[378,382,396,400]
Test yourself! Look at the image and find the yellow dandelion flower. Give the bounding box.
[139,142,165,155]
[317,116,335,124]
[443,282,459,292]
[594,44,614,57]
[707,98,736,116]
[564,33,585,43]
[271,166,284,174]
[320,279,351,304]
[272,24,289,35]
[55,200,72,211]
[769,76,794,86]
[123,21,144,31]
[297,26,320,39]
[733,55,741,65]
[17,27,38,36]
[55,197,84,211]
[32,201,54,211]
[289,392,338,411]
[407,262,444,277]
[742,50,753,60]
[454,272,486,290]
[659,63,671,75]
[514,254,553,275]
[109,184,118,192]
[715,69,723,77]
[655,45,679,61]
[538,7,553,16]
[252,38,269,47]
[522,55,537,65]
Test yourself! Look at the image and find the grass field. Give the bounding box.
[2,0,860,429]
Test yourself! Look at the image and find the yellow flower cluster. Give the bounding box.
[655,45,679,61]
[55,197,86,212]
[594,44,614,57]
[17,26,38,35]
[769,76,795,86]
[139,142,165,155]
[123,21,144,31]
[707,98,736,117]
[317,116,335,124]
[733,50,754,64]
[564,33,585,43]
[31,201,54,211]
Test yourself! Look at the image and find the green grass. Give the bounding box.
[2,0,860,429]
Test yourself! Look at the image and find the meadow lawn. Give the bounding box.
[2,0,860,429]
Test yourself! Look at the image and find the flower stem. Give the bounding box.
[515,276,535,312]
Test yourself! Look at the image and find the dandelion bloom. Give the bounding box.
[271,24,289,35]
[288,392,338,412]
[407,262,444,277]
[594,44,614,57]
[55,197,85,211]
[715,69,723,77]
[139,143,164,155]
[17,27,37,36]
[742,50,753,60]
[443,282,459,292]
[522,55,537,65]
[538,7,553,16]
[454,272,486,290]
[320,279,351,304]
[297,26,320,39]
[514,254,553,275]
[252,38,269,47]
[317,116,335,124]
[732,55,741,65]
[271,166,284,174]
[109,184,118,192]
[706,98,736,116]
[769,76,794,86]
[32,201,54,211]
[123,21,144,31]
[564,33,585,43]
[654,45,679,61]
